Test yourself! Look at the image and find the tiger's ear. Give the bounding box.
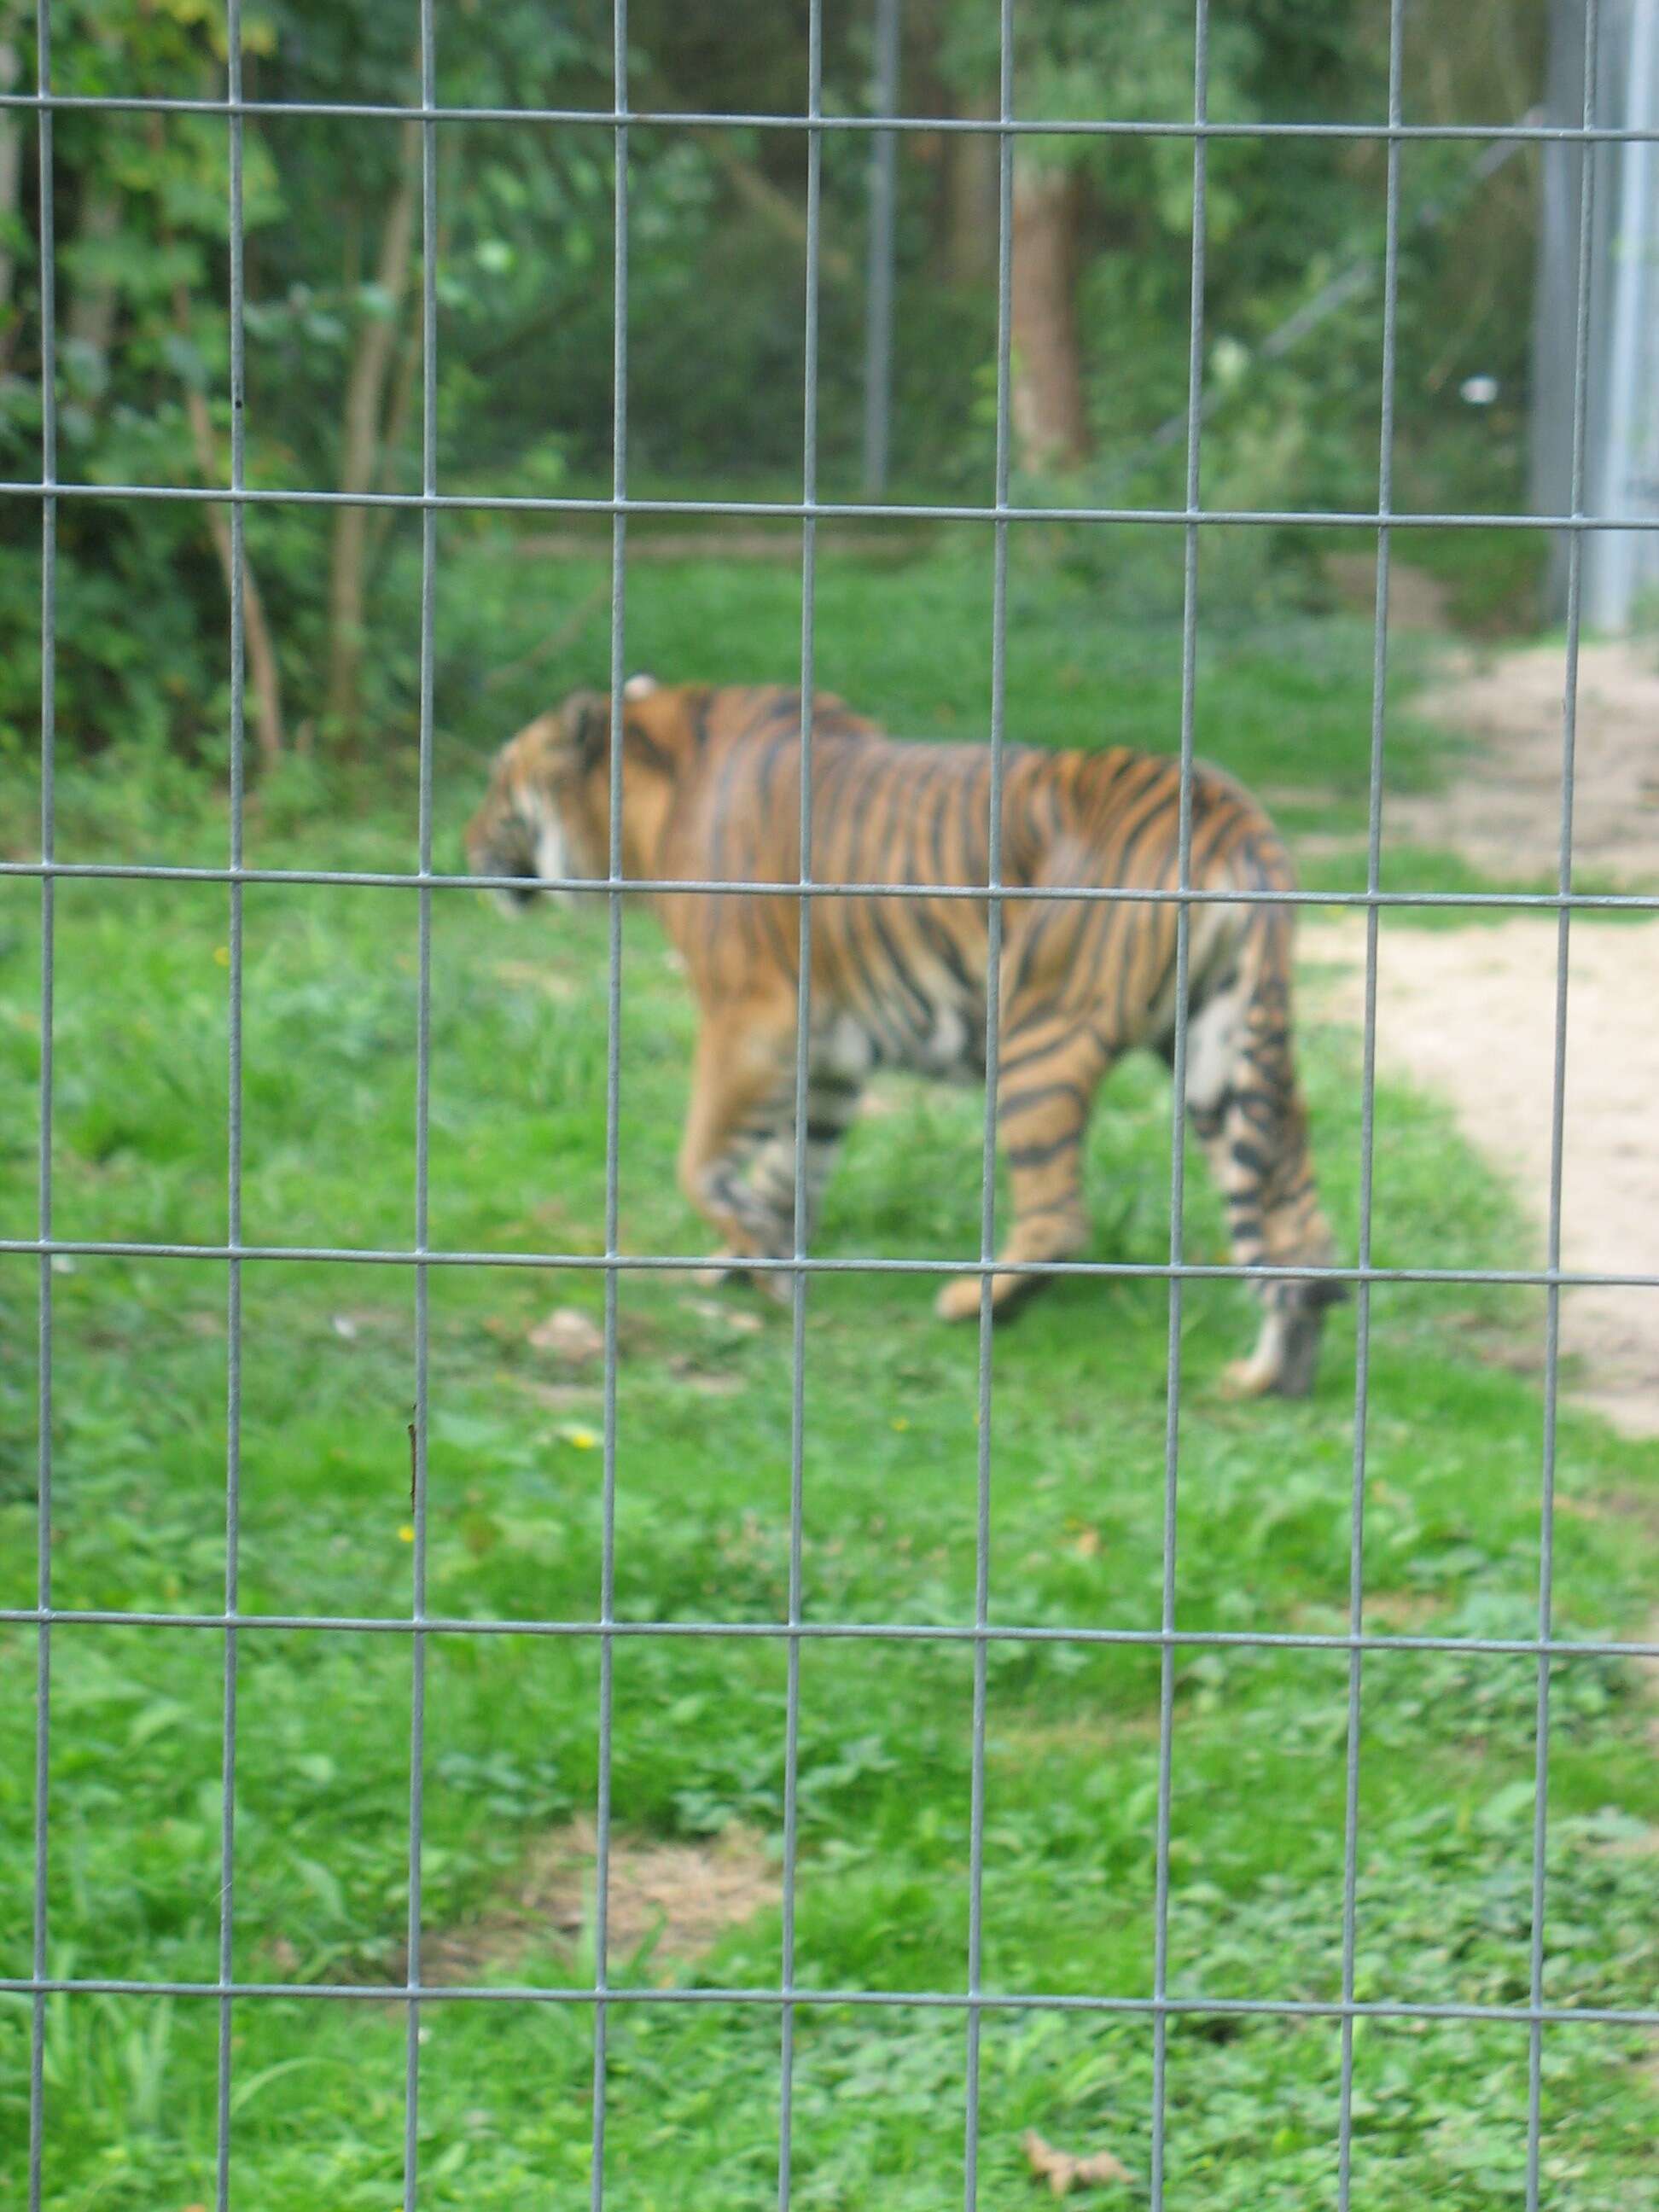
[561,689,612,769]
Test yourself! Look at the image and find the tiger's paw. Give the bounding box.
[934,1277,985,1324]
[1221,1305,1325,1400]
[1220,1355,1277,1400]
[935,1272,1037,1324]
[696,1254,792,1307]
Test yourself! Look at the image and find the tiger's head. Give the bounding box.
[466,676,661,912]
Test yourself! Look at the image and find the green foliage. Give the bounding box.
[0,562,1656,2203]
[0,2,1551,767]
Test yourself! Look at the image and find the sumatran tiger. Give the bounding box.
[466,679,1345,1397]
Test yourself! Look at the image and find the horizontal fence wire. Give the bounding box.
[3,1235,1657,1287]
[9,861,1659,908]
[13,1,1646,2203]
[2,1975,1656,2026]
[3,1974,1656,2027]
[3,480,1659,528]
[4,1239,1659,1289]
[6,1612,1659,1658]
[2,90,1659,145]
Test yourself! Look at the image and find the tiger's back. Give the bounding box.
[651,692,1294,1096]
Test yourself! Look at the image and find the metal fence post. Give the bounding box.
[1534,0,1659,627]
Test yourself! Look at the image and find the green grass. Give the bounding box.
[2,544,1656,2207]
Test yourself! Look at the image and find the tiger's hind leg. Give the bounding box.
[1182,960,1343,1399]
[935,1010,1115,1324]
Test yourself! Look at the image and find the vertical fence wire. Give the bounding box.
[401,5,440,2204]
[963,4,1016,2200]
[26,0,55,2203]
[860,0,900,500]
[777,0,824,2202]
[1335,3,1406,2198]
[15,6,1656,2203]
[591,3,631,2200]
[1528,2,1600,2199]
[1149,5,1210,2201]
[213,4,250,2204]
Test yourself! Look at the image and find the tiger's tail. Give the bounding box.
[1187,801,1344,1397]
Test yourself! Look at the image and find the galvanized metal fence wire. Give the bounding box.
[8,3,1659,2210]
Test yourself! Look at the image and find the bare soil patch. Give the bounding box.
[419,1818,778,1986]
[1324,550,1452,634]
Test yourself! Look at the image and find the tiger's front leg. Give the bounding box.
[677,1014,794,1301]
[701,1094,863,1299]
[935,1012,1115,1324]
[677,1009,860,1302]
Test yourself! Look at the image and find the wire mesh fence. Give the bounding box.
[5,2,1659,2209]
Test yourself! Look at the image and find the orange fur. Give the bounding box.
[468,684,1343,1395]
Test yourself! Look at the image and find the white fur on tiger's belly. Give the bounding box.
[917,1001,981,1080]
[818,1015,878,1082]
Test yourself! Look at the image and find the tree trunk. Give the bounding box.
[0,34,20,368]
[144,104,284,762]
[324,121,420,743]
[946,100,999,288]
[1010,160,1090,473]
[368,132,458,569]
[365,315,420,566]
[172,280,286,765]
[64,184,122,378]
[697,129,854,283]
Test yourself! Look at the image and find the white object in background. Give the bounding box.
[1592,0,1659,630]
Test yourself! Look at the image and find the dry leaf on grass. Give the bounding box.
[686,1296,765,1334]
[1022,2130,1133,2197]
[527,1307,604,1364]
[492,958,576,1003]
[667,1356,748,1396]
[507,1377,599,1413]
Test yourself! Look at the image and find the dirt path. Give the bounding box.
[1297,637,1659,1439]
[1302,917,1659,1436]
[1391,637,1659,888]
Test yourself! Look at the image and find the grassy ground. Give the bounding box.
[2,542,1656,2207]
